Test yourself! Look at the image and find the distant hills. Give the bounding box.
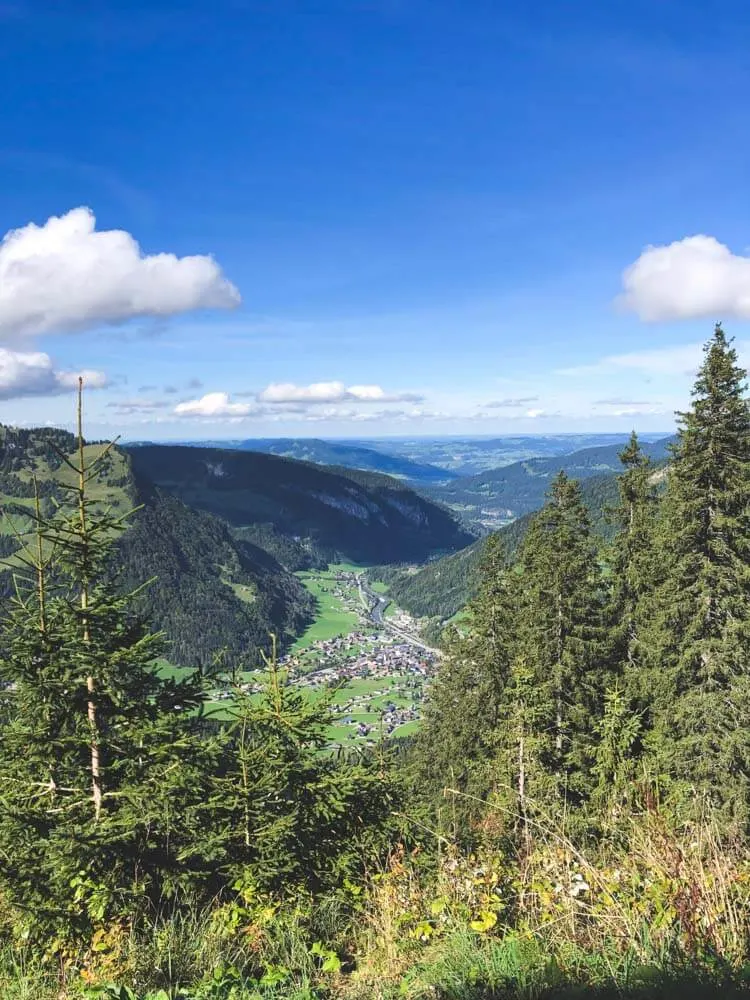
[344,432,672,477]
[125,444,474,565]
[137,437,456,485]
[427,436,675,529]
[127,432,674,481]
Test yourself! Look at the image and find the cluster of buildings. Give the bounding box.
[279,572,438,742]
[207,569,437,742]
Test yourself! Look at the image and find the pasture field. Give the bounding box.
[290,567,361,651]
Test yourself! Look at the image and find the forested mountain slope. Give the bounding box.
[429,434,674,526]
[126,444,475,564]
[375,467,645,620]
[0,427,314,668]
[113,484,314,668]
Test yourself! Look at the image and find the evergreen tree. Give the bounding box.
[591,684,642,822]
[602,431,661,763]
[0,383,216,943]
[506,472,608,811]
[210,644,390,894]
[647,325,750,823]
[413,534,518,832]
[608,432,660,674]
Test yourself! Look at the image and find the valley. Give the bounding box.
[3,10,747,994]
[0,426,677,752]
[204,564,437,746]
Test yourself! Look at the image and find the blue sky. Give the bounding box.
[0,0,748,438]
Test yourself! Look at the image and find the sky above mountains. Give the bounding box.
[0,0,749,438]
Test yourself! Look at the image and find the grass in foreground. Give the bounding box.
[4,804,750,999]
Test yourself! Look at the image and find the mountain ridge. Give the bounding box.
[124,443,475,565]
[128,437,457,485]
[0,425,473,667]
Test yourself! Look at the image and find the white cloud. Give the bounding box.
[174,392,255,418]
[257,380,423,404]
[57,368,109,389]
[259,381,347,403]
[347,384,422,402]
[603,405,669,417]
[620,235,750,321]
[593,397,655,406]
[0,207,240,339]
[0,348,108,399]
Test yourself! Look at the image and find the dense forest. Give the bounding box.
[113,484,316,668]
[0,325,748,999]
[0,441,315,669]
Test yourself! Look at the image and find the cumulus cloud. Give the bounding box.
[174,392,255,418]
[620,235,750,321]
[257,380,423,404]
[0,207,240,339]
[0,348,108,399]
[170,389,450,424]
[347,384,422,402]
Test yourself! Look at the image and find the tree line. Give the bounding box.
[414,324,750,838]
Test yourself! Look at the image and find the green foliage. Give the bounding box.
[416,472,611,837]
[500,472,609,817]
[644,325,750,824]
[208,649,393,893]
[113,485,314,669]
[606,433,661,689]
[411,534,517,829]
[378,467,656,624]
[0,396,216,943]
